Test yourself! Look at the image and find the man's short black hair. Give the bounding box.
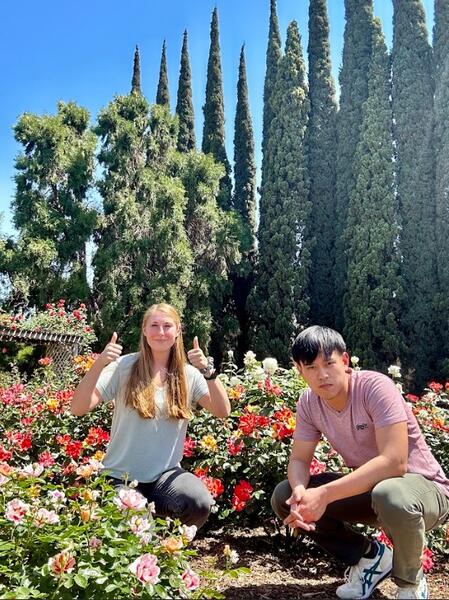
[291,325,346,365]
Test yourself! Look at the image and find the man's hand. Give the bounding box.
[296,486,328,523]
[283,485,316,532]
[98,332,123,367]
[187,336,208,370]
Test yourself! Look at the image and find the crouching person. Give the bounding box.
[271,326,449,599]
[71,302,230,528]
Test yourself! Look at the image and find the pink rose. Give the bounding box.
[129,553,160,584]
[181,568,200,591]
[113,488,147,511]
[5,498,30,523]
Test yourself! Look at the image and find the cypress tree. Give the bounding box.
[343,18,403,371]
[392,0,437,387]
[232,45,257,362]
[249,21,311,364]
[176,30,196,152]
[334,0,374,330]
[433,0,449,374]
[156,40,170,107]
[259,0,282,236]
[131,45,142,95]
[202,7,232,210]
[306,0,338,327]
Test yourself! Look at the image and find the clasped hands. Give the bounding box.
[284,485,329,532]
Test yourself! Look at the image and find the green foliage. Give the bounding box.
[258,0,281,243]
[343,19,404,371]
[433,0,449,373]
[93,96,192,349]
[334,0,374,329]
[9,102,97,307]
[175,152,242,351]
[176,31,196,152]
[249,21,311,366]
[201,8,232,211]
[156,40,170,107]
[231,46,257,364]
[306,0,337,328]
[131,46,142,95]
[392,0,438,388]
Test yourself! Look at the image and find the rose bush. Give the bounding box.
[0,344,448,592]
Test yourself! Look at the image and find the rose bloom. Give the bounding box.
[38,450,56,467]
[20,463,44,478]
[113,487,147,511]
[200,434,218,452]
[421,548,434,573]
[129,553,160,584]
[89,537,102,549]
[227,437,245,456]
[309,457,326,475]
[181,569,200,591]
[33,508,59,527]
[129,515,153,536]
[428,381,443,394]
[183,437,196,458]
[5,498,30,523]
[179,524,197,542]
[161,536,184,554]
[48,551,76,577]
[262,357,278,375]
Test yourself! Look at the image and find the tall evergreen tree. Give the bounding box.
[334,0,374,329]
[259,0,282,237]
[392,0,437,387]
[93,95,192,348]
[202,7,232,210]
[176,30,196,152]
[131,45,142,95]
[433,0,449,374]
[249,22,311,364]
[306,0,338,327]
[232,45,257,362]
[11,102,97,306]
[343,18,403,370]
[156,40,170,107]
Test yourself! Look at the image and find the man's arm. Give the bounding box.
[296,421,408,523]
[283,438,319,531]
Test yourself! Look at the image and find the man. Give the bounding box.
[271,326,449,599]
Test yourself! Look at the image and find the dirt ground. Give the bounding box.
[192,527,449,599]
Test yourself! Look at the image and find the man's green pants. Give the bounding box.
[271,472,449,586]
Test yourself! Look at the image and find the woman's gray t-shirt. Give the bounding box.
[95,353,208,483]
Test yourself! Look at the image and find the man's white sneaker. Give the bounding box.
[336,541,393,599]
[396,577,429,599]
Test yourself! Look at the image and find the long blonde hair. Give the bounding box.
[124,303,192,419]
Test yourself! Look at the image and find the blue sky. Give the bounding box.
[0,0,434,236]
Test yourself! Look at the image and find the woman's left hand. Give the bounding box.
[187,336,208,370]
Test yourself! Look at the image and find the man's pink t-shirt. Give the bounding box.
[294,369,449,498]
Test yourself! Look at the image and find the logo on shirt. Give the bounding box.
[356,423,368,431]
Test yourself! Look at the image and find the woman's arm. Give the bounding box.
[187,336,231,418]
[71,333,122,416]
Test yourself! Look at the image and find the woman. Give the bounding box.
[71,303,230,528]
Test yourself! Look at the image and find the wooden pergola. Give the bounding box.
[0,326,83,375]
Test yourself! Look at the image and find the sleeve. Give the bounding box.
[95,360,121,403]
[188,366,209,407]
[364,373,408,428]
[293,390,322,442]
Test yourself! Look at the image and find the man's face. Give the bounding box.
[296,350,350,401]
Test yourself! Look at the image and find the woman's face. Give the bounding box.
[142,310,180,353]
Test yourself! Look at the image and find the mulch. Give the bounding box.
[192,526,449,599]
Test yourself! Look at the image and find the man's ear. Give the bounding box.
[342,351,350,371]
[294,361,303,376]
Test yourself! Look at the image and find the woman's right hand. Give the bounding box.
[98,332,123,367]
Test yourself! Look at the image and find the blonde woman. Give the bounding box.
[71,303,230,528]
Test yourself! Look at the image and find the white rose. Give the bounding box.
[262,357,278,375]
[243,350,257,366]
[351,356,360,366]
[388,365,401,379]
